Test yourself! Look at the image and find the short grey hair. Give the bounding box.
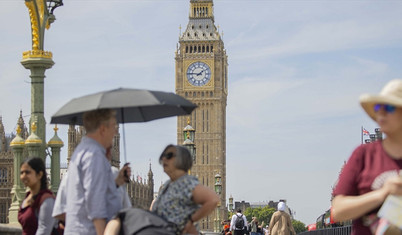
[159,144,193,171]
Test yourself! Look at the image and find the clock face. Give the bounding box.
[186,61,211,86]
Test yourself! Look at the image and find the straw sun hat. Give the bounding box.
[360,79,402,121]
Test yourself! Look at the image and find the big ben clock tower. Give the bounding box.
[175,0,228,231]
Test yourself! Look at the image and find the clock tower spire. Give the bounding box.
[175,0,228,231]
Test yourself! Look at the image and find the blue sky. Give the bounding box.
[1,0,402,225]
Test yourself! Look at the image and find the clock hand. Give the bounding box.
[196,70,204,76]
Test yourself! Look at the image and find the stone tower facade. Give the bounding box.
[126,164,154,209]
[67,125,120,168]
[175,0,228,230]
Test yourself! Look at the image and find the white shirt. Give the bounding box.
[230,212,248,231]
[64,137,121,235]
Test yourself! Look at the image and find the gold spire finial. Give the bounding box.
[31,122,37,133]
[187,117,190,125]
[53,124,59,133]
[16,125,21,135]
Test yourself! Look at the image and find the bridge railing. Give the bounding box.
[298,225,351,235]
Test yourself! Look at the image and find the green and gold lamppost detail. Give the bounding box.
[183,117,196,163]
[48,125,64,194]
[8,126,26,224]
[214,173,222,232]
[21,0,63,159]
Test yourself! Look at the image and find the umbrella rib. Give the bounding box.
[121,108,127,164]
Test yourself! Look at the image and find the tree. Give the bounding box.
[292,220,307,234]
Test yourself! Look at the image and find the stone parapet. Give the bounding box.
[0,223,22,235]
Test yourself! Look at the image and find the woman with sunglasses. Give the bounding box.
[150,144,219,234]
[332,79,402,235]
[104,144,219,235]
[18,157,56,235]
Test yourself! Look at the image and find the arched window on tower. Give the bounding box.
[208,109,210,132]
[185,46,188,53]
[202,46,205,52]
[206,8,208,16]
[211,46,213,52]
[190,46,193,53]
[206,46,209,52]
[202,110,205,132]
[198,46,201,52]
[206,144,209,164]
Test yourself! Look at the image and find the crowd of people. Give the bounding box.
[17,109,218,235]
[16,79,402,235]
[221,202,296,235]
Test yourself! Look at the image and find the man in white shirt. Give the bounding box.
[64,109,129,235]
[230,208,248,235]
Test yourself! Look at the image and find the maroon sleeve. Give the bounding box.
[333,145,365,197]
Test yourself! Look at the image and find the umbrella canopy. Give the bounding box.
[50,88,197,125]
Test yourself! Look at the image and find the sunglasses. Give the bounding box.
[374,104,396,114]
[159,152,175,163]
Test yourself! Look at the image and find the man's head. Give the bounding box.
[83,109,117,148]
[237,208,242,213]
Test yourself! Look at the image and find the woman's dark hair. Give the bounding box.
[21,157,48,190]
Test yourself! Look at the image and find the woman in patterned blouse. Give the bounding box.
[150,144,220,234]
[104,144,219,235]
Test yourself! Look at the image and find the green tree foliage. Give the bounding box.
[292,220,307,234]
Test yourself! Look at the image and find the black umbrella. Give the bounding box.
[50,88,197,162]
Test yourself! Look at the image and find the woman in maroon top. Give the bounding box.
[18,157,56,235]
[332,79,402,235]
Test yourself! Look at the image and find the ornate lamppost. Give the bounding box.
[8,0,64,224]
[183,118,196,162]
[214,173,222,232]
[22,0,63,158]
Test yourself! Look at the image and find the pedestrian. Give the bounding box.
[104,144,219,235]
[230,209,248,235]
[264,225,269,235]
[18,157,56,235]
[332,79,402,235]
[268,202,296,235]
[52,148,131,225]
[250,217,258,235]
[64,109,129,235]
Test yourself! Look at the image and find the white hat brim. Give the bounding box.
[359,94,402,121]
